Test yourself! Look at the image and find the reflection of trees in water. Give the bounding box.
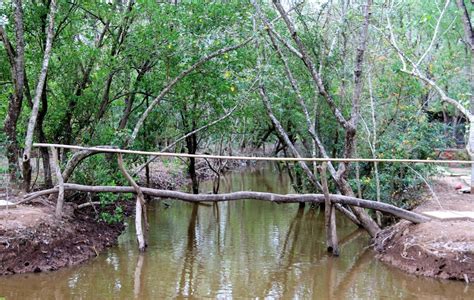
[177,203,199,297]
[261,206,368,298]
[279,206,305,261]
[331,247,371,299]
[133,254,145,299]
[263,206,305,297]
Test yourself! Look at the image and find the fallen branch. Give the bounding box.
[25,183,431,224]
[77,201,101,209]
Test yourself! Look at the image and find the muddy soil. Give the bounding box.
[373,174,474,282]
[139,158,251,190]
[0,202,124,275]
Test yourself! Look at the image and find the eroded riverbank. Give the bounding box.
[0,204,124,275]
[373,175,474,281]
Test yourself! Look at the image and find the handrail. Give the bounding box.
[33,143,474,164]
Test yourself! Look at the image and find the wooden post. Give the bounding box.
[117,153,147,251]
[49,146,64,217]
[320,162,339,256]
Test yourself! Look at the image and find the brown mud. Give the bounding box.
[139,158,251,189]
[0,202,124,275]
[374,173,474,282]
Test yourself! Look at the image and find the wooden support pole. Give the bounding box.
[320,162,339,256]
[117,153,147,252]
[49,146,64,217]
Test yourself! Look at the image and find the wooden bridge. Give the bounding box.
[22,143,465,255]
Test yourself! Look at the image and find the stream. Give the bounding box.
[0,164,472,299]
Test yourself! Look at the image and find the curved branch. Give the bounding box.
[25,183,431,224]
[128,37,253,145]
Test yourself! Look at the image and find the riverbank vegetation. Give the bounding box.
[1,0,473,263]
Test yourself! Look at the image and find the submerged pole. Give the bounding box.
[117,153,147,251]
[320,162,339,256]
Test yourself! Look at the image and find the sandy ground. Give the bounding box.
[374,172,474,282]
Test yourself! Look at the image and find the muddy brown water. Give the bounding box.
[1,165,473,299]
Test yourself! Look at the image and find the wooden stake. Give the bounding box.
[117,153,147,251]
[320,162,339,256]
[49,146,64,217]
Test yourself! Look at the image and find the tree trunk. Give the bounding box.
[22,0,56,191]
[3,0,25,182]
[37,82,53,187]
[118,70,146,130]
[452,1,474,192]
[117,153,147,251]
[320,162,339,255]
[186,131,199,194]
[49,147,64,217]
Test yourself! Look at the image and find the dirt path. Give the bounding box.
[0,201,124,275]
[374,170,474,282]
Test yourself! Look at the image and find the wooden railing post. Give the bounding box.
[320,162,339,256]
[117,153,147,251]
[49,146,64,217]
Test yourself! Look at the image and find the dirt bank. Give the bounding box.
[139,157,251,190]
[373,173,474,282]
[0,202,124,275]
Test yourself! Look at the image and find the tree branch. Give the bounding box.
[24,183,431,224]
[128,36,253,145]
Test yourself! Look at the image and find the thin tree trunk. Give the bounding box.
[49,146,64,217]
[22,0,57,191]
[118,69,147,130]
[186,131,199,194]
[96,71,115,121]
[117,153,147,251]
[2,0,25,182]
[320,162,339,255]
[456,0,474,193]
[259,85,322,190]
[38,82,52,187]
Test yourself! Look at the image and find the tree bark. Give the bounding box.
[320,162,339,255]
[49,147,64,217]
[38,82,53,187]
[2,0,25,182]
[117,153,147,251]
[25,183,431,224]
[456,0,474,193]
[186,127,200,194]
[22,0,57,191]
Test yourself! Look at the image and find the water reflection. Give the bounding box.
[177,203,199,297]
[0,164,473,299]
[133,254,144,299]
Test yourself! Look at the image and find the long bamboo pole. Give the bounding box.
[33,143,474,164]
